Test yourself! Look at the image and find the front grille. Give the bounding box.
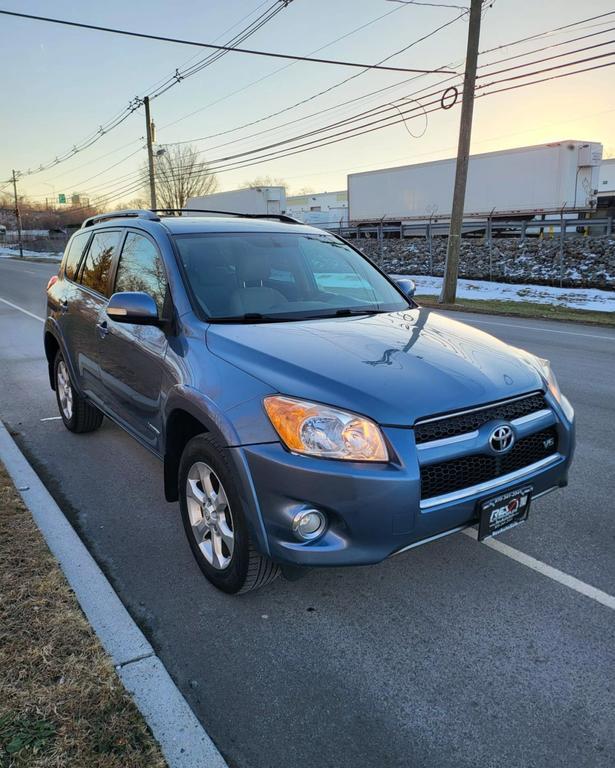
[414,392,547,444]
[420,427,558,500]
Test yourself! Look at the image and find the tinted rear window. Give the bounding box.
[63,231,90,281]
[79,230,122,296]
[114,232,167,316]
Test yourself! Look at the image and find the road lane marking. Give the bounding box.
[458,317,614,341]
[40,416,62,422]
[0,297,44,323]
[462,528,615,610]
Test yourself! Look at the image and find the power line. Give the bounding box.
[61,38,615,203]
[151,54,615,178]
[157,0,415,131]
[160,11,466,137]
[21,0,412,189]
[385,1,470,8]
[159,9,614,150]
[22,13,615,205]
[164,36,613,170]
[5,1,293,181]
[18,7,611,191]
[83,50,615,198]
[0,9,458,74]
[17,4,466,196]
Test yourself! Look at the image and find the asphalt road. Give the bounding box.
[1,256,614,768]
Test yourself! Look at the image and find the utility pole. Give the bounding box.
[11,170,24,259]
[439,0,482,304]
[144,96,157,210]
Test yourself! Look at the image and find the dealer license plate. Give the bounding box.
[477,486,532,541]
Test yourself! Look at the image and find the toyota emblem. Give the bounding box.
[489,425,515,453]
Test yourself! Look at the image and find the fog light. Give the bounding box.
[292,509,326,541]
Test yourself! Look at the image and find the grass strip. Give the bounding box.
[415,296,615,326]
[0,463,167,768]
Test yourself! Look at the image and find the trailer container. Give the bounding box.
[348,141,603,223]
[185,186,286,216]
[286,191,348,226]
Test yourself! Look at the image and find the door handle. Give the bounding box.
[96,320,109,339]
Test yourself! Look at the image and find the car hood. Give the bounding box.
[206,308,544,425]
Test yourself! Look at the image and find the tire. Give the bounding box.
[54,351,103,434]
[179,433,280,594]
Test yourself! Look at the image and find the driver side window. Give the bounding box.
[114,233,167,317]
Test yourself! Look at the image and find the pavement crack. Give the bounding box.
[115,651,155,670]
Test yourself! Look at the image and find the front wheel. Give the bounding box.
[54,351,103,433]
[179,434,280,594]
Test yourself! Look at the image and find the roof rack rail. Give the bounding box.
[152,208,302,224]
[81,210,160,228]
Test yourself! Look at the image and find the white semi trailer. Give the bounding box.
[597,158,615,209]
[348,141,603,223]
[185,186,286,216]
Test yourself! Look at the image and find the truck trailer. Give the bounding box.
[348,141,603,223]
[286,191,349,227]
[597,158,615,211]
[185,186,286,216]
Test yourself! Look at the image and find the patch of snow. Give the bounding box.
[391,274,615,313]
[0,246,62,261]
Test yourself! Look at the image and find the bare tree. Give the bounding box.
[142,144,218,210]
[242,175,286,189]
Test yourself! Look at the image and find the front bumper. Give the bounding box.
[231,395,575,567]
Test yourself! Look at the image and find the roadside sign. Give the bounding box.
[58,193,66,204]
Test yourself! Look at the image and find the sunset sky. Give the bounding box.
[1,0,613,206]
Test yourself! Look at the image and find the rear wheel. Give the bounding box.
[54,351,103,433]
[179,433,280,594]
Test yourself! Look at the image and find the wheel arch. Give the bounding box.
[44,330,60,390]
[162,397,270,556]
[163,408,215,502]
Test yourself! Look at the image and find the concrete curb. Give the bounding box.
[0,420,227,768]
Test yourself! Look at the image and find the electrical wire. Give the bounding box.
[16,7,613,189]
[159,10,615,152]
[137,52,615,179]
[4,1,293,181]
[166,36,614,168]
[0,9,458,74]
[21,13,615,205]
[23,0,415,189]
[160,11,465,134]
[72,50,615,206]
[156,0,415,131]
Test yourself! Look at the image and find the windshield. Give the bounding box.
[173,231,409,321]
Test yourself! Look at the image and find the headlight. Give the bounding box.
[521,353,574,421]
[264,396,388,461]
[535,357,561,402]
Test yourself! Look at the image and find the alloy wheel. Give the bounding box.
[57,360,73,420]
[185,461,235,570]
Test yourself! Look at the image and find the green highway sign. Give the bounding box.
[58,193,66,204]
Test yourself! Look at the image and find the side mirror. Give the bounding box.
[107,292,159,325]
[393,277,416,298]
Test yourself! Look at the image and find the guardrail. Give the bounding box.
[318,214,614,240]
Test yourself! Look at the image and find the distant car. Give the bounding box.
[44,210,575,594]
[48,227,67,238]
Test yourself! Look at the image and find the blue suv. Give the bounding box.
[44,210,575,593]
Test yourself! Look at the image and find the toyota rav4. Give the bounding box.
[44,210,575,593]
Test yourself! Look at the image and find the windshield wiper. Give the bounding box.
[209,308,389,323]
[209,313,292,323]
[332,308,386,317]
